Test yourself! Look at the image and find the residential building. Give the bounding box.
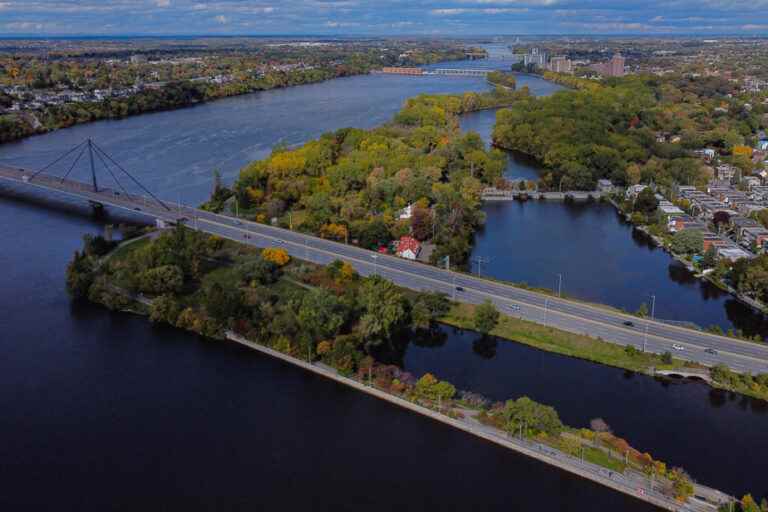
[548,56,573,74]
[524,48,548,69]
[395,236,421,260]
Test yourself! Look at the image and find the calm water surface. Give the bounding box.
[0,71,657,510]
[461,108,768,336]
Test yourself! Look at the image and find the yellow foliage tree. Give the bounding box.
[262,247,290,267]
[733,145,753,157]
[320,223,348,242]
[317,340,333,355]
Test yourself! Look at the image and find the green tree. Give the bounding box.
[701,246,717,269]
[358,275,409,345]
[670,230,704,255]
[65,250,94,299]
[633,188,659,215]
[500,396,563,436]
[414,373,456,402]
[149,294,181,325]
[297,288,347,342]
[475,300,500,334]
[139,265,184,295]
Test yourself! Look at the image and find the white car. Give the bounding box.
[508,304,521,311]
[672,343,685,351]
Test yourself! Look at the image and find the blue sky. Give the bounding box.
[1,0,767,36]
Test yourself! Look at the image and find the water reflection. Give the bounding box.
[402,323,768,497]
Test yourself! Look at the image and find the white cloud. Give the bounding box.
[155,0,170,7]
[214,14,228,23]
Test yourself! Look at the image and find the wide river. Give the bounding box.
[0,58,764,508]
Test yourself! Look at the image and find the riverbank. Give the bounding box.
[70,228,731,511]
[225,330,716,512]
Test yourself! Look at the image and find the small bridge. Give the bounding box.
[425,68,492,77]
[653,368,713,384]
[375,67,493,78]
[482,187,602,202]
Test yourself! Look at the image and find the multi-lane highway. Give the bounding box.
[3,163,768,375]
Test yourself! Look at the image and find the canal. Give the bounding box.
[0,68,659,510]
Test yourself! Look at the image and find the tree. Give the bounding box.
[740,495,761,512]
[297,288,347,342]
[139,265,184,295]
[358,275,409,345]
[633,187,659,215]
[65,250,94,299]
[411,291,450,329]
[501,396,563,436]
[702,246,717,269]
[414,373,456,403]
[475,300,500,334]
[261,247,290,266]
[203,282,243,325]
[636,302,649,317]
[411,206,433,241]
[670,230,704,256]
[149,294,181,325]
[236,257,279,286]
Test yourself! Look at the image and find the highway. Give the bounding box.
[3,163,768,375]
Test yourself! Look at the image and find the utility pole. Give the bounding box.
[473,256,491,277]
[556,273,563,297]
[643,294,656,353]
[544,298,549,326]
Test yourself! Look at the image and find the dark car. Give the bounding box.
[455,286,465,292]
[704,348,718,355]
[623,320,635,327]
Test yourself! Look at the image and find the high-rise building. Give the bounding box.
[524,48,548,69]
[548,56,573,74]
[609,53,625,77]
[590,53,626,77]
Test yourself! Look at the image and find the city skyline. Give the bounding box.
[1,0,768,36]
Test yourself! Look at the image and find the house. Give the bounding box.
[741,227,768,251]
[668,215,707,233]
[658,199,684,216]
[703,234,728,252]
[716,165,737,181]
[596,179,614,193]
[717,246,753,262]
[693,148,717,162]
[625,184,647,200]
[398,203,414,220]
[395,236,421,260]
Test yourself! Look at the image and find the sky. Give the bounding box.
[1,0,768,36]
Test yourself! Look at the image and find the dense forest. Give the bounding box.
[208,86,527,266]
[493,73,766,190]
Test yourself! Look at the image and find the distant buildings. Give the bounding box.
[548,56,573,74]
[590,53,625,77]
[524,48,548,69]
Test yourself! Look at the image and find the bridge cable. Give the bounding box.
[58,143,89,183]
[29,140,88,180]
[90,141,171,211]
[92,146,133,200]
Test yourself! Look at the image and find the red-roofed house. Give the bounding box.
[396,236,421,260]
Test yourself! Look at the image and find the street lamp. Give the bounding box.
[556,273,563,298]
[543,298,549,326]
[371,254,379,275]
[642,294,656,353]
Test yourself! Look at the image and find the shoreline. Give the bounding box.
[224,330,708,512]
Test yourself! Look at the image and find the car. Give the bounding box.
[623,320,635,327]
[672,343,685,351]
[508,304,521,311]
[704,348,718,355]
[455,286,464,292]
[235,220,242,225]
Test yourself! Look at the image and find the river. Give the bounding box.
[0,66,658,510]
[461,108,768,337]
